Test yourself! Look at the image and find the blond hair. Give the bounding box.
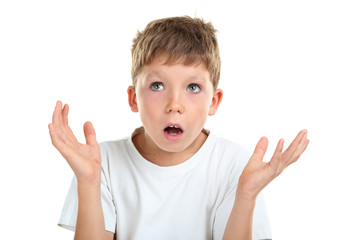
[131,16,221,89]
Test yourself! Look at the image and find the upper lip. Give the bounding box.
[164,123,183,131]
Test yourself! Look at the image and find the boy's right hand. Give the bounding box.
[48,101,101,185]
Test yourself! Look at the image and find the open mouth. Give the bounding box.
[164,125,184,135]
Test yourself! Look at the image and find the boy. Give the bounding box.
[49,16,309,240]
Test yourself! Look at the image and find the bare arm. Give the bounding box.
[49,101,113,240]
[223,130,309,240]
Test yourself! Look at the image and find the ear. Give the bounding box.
[127,86,139,112]
[208,89,223,116]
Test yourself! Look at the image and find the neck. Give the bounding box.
[132,129,208,167]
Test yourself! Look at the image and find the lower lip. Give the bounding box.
[163,131,184,142]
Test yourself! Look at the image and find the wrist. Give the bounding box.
[236,187,258,203]
[233,196,256,211]
[77,178,101,196]
[77,180,102,209]
[75,171,101,187]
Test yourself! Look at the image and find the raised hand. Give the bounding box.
[237,130,309,201]
[48,101,101,184]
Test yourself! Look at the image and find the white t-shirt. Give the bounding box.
[58,129,272,239]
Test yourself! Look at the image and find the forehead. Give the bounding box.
[138,57,210,81]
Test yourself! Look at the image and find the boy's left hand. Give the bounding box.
[237,130,309,202]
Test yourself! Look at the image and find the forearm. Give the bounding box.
[74,181,107,240]
[223,198,256,240]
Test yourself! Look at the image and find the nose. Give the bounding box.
[165,93,184,114]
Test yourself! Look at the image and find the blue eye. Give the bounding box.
[151,82,164,91]
[188,84,201,93]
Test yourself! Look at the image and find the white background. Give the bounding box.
[1,0,359,239]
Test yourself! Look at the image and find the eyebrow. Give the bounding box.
[142,71,164,81]
[186,75,207,83]
[145,71,207,82]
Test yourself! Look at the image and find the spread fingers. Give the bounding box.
[52,100,63,126]
[282,130,307,161]
[62,103,69,125]
[269,139,285,174]
[282,130,309,168]
[286,137,309,168]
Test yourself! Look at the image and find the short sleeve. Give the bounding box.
[58,171,117,233]
[212,148,272,240]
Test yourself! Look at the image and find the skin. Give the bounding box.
[223,131,309,240]
[49,57,309,240]
[127,58,223,166]
[49,103,114,240]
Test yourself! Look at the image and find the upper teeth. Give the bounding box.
[169,125,179,128]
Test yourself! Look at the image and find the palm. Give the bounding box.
[49,101,101,183]
[237,130,309,201]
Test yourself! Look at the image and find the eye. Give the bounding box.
[151,82,164,91]
[187,83,201,93]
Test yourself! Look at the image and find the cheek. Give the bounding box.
[137,91,164,117]
[187,95,212,115]
[137,91,156,109]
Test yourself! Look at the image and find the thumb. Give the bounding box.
[83,121,97,145]
[251,137,269,162]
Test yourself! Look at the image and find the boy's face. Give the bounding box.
[128,57,222,154]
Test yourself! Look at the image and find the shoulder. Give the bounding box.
[98,127,143,158]
[209,133,251,164]
[99,137,130,154]
[203,133,251,183]
[98,136,133,170]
